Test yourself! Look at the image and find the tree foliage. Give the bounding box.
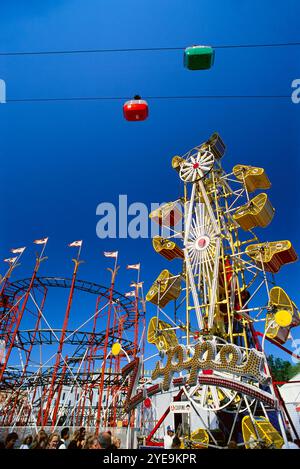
[267,355,300,382]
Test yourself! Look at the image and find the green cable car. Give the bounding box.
[184,45,215,70]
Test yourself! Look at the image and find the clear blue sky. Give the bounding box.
[0,0,299,363]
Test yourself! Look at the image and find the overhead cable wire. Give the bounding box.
[7,95,291,103]
[0,42,300,57]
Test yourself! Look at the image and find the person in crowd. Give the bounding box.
[4,432,18,449]
[20,435,33,449]
[83,434,100,449]
[163,426,174,449]
[67,429,85,449]
[112,437,121,449]
[79,427,86,439]
[227,440,238,449]
[46,433,60,450]
[98,432,113,449]
[171,435,181,449]
[58,427,70,449]
[31,429,48,449]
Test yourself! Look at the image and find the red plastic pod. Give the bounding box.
[123,95,149,121]
[144,397,152,408]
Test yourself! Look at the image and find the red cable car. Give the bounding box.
[123,95,149,121]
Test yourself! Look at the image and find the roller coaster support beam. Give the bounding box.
[96,256,119,434]
[4,286,47,426]
[42,251,82,426]
[0,247,46,383]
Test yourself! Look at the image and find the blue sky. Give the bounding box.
[0,0,300,364]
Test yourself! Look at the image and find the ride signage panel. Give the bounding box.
[170,402,191,413]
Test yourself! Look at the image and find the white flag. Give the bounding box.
[34,237,48,245]
[125,291,136,297]
[130,281,144,288]
[68,240,82,248]
[127,263,140,270]
[11,247,26,254]
[4,257,17,264]
[104,251,118,258]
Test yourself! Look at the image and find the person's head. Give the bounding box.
[37,429,47,441]
[98,432,112,449]
[5,432,18,449]
[79,427,86,438]
[47,433,60,450]
[167,426,174,437]
[31,430,48,449]
[61,427,70,441]
[228,440,238,449]
[112,437,121,449]
[84,434,100,450]
[23,435,33,447]
[171,435,181,449]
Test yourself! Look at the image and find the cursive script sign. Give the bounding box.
[151,341,270,391]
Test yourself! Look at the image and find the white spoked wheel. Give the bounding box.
[184,378,257,412]
[179,149,214,183]
[186,203,218,292]
[184,374,238,411]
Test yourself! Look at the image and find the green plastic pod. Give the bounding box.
[184,45,215,70]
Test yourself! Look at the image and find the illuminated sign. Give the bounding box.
[151,341,270,391]
[121,342,271,413]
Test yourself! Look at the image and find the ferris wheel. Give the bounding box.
[145,132,300,448]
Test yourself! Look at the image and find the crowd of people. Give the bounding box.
[0,427,122,450]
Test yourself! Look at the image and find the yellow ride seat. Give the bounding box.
[245,240,297,273]
[171,155,185,173]
[242,415,284,449]
[146,269,181,308]
[152,236,184,261]
[201,132,226,159]
[265,286,300,344]
[233,164,271,193]
[233,193,275,231]
[147,316,178,351]
[149,201,183,227]
[190,428,209,449]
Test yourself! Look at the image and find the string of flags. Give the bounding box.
[2,244,142,291]
[2,240,144,309]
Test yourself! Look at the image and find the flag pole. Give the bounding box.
[96,250,119,434]
[77,242,83,261]
[113,252,118,280]
[41,241,83,427]
[39,238,48,260]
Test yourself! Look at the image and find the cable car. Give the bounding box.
[184,45,215,70]
[123,95,148,121]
